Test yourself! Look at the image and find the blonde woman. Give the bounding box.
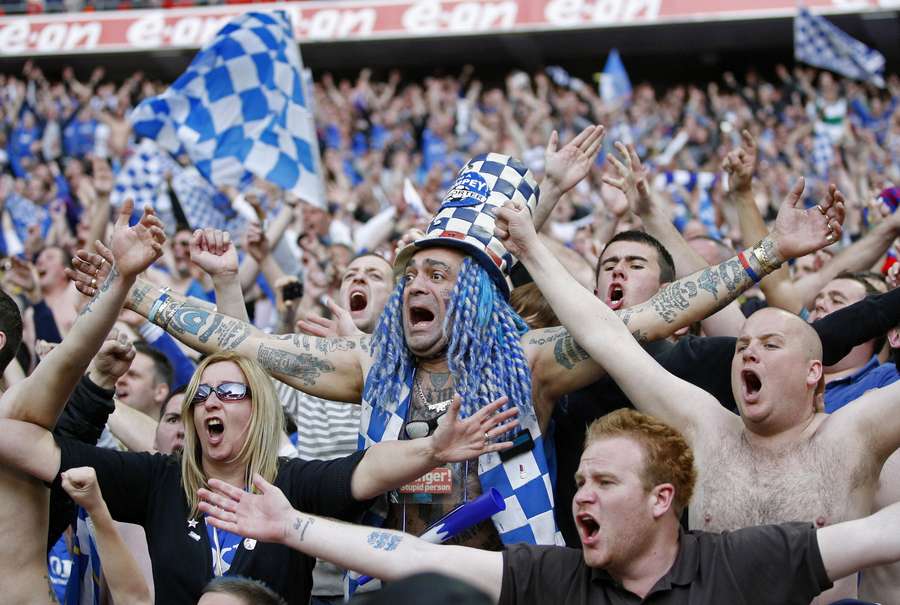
[0,351,518,604]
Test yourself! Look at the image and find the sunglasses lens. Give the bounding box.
[191,384,212,404]
[218,383,248,401]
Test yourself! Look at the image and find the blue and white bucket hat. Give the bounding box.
[395,153,540,298]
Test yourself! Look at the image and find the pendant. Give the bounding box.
[427,399,452,414]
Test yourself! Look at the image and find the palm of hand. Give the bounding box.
[111,224,161,277]
[773,204,828,258]
[546,147,590,192]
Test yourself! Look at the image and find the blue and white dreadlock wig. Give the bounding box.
[367,256,531,423]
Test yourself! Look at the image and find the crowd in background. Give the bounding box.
[2,62,899,318]
[0,58,900,603]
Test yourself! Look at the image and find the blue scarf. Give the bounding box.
[349,367,563,594]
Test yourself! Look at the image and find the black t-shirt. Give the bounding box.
[500,522,832,605]
[54,435,369,604]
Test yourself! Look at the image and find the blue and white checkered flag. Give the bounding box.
[111,138,178,230]
[131,11,325,206]
[171,165,247,234]
[795,8,885,87]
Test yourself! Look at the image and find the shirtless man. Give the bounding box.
[35,246,81,337]
[0,200,163,603]
[77,147,839,554]
[496,192,893,604]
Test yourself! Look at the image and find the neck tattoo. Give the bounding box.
[414,372,453,414]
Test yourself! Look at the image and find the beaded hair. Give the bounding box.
[367,256,532,423]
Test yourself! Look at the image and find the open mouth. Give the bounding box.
[409,306,435,326]
[206,418,225,442]
[349,291,368,312]
[607,284,625,310]
[741,369,762,400]
[576,513,600,544]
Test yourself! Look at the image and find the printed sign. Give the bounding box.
[399,466,453,494]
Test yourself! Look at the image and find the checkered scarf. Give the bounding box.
[347,367,563,595]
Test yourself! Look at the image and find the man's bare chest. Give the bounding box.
[691,433,872,532]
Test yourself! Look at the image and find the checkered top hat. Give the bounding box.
[395,153,540,298]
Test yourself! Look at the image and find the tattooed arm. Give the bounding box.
[200,475,504,603]
[124,278,368,402]
[506,183,843,437]
[1,202,164,428]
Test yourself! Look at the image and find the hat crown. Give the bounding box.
[396,153,539,298]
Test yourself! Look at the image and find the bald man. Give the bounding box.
[504,209,900,605]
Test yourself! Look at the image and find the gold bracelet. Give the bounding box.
[750,238,780,275]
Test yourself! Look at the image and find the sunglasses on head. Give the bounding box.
[191,382,251,405]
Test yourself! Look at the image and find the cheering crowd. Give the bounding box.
[0,58,899,605]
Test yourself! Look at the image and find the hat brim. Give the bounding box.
[394,236,511,299]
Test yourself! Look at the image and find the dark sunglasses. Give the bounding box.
[191,382,251,405]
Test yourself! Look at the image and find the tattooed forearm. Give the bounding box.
[169,306,211,336]
[650,280,699,323]
[130,283,151,307]
[78,265,120,317]
[292,515,315,541]
[697,267,721,300]
[215,320,251,350]
[554,333,591,369]
[316,338,357,354]
[199,314,224,343]
[257,345,335,385]
[367,530,403,551]
[718,259,747,293]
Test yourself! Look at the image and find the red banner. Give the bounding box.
[0,0,889,56]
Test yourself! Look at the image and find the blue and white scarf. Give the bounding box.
[349,367,563,594]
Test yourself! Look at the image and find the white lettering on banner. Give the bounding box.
[402,0,517,34]
[64,22,101,50]
[294,8,376,39]
[126,14,232,49]
[127,14,165,48]
[544,0,659,26]
[0,20,29,54]
[171,16,202,47]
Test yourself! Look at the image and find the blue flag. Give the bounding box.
[131,11,324,206]
[599,49,632,104]
[795,8,885,87]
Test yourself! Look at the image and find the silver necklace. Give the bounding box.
[414,372,452,414]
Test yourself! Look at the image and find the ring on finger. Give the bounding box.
[483,431,490,444]
[816,204,827,215]
[91,278,97,287]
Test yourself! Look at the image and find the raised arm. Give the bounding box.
[502,183,843,437]
[532,125,605,231]
[199,474,503,603]
[603,141,746,337]
[830,379,900,468]
[188,228,248,322]
[1,200,164,428]
[521,179,844,417]
[818,499,900,583]
[71,247,368,402]
[61,467,152,605]
[504,217,732,438]
[130,278,365,401]
[350,396,516,500]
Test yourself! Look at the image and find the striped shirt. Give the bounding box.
[274,380,364,597]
